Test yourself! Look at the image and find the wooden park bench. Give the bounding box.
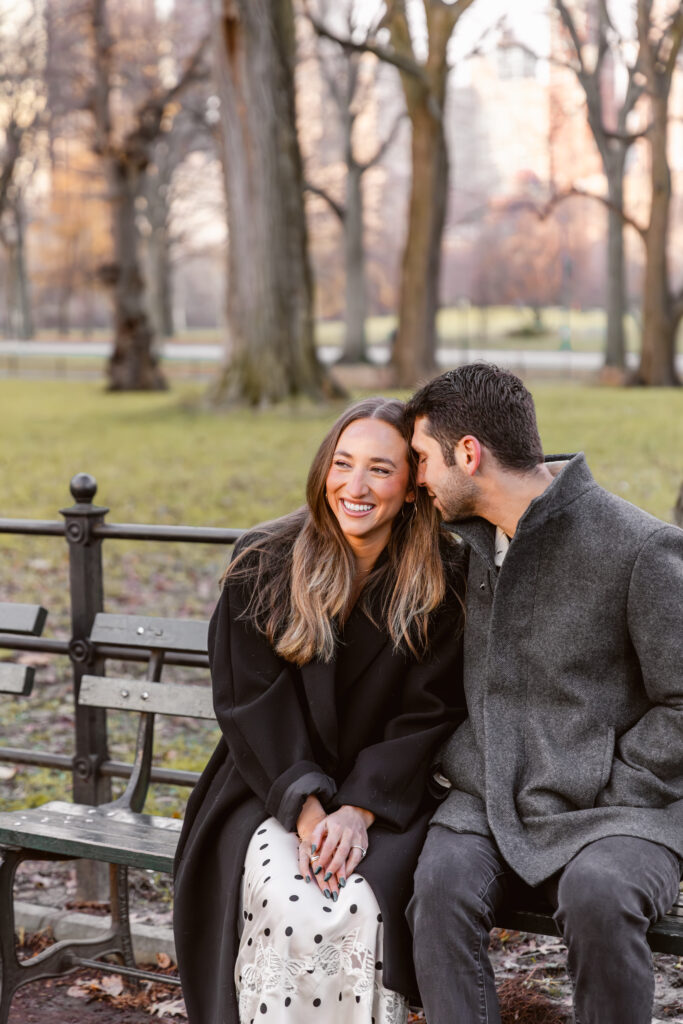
[0,602,681,1023]
[0,611,212,1024]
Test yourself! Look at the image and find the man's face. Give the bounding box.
[411,416,480,522]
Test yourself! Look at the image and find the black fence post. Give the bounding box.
[61,472,110,898]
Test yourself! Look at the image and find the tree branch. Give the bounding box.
[131,35,209,146]
[512,186,648,241]
[554,0,587,74]
[304,180,345,221]
[360,110,406,171]
[306,8,428,84]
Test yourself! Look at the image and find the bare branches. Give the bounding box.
[360,110,405,171]
[305,1,428,83]
[304,180,345,221]
[518,186,648,241]
[130,35,209,149]
[554,0,586,74]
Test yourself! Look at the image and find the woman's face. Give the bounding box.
[325,418,414,553]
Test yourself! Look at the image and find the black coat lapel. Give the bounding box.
[300,657,338,760]
[300,604,389,762]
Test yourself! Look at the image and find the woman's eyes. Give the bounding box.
[332,460,390,475]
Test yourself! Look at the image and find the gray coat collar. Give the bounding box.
[448,453,595,569]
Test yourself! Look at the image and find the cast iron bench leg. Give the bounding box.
[109,863,136,969]
[0,848,22,1024]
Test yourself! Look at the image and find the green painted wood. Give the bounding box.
[90,614,208,653]
[0,664,34,695]
[0,604,47,636]
[0,802,181,873]
[80,676,214,719]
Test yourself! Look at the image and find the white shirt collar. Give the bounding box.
[494,526,510,567]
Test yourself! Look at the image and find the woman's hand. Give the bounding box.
[296,795,327,884]
[309,805,375,899]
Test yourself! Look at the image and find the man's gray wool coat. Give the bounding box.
[432,453,683,886]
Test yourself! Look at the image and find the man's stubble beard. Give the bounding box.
[435,464,481,523]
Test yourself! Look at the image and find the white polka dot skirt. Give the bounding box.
[235,817,408,1024]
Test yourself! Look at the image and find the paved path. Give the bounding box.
[0,339,681,374]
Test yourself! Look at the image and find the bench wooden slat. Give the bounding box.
[0,664,34,696]
[0,604,47,636]
[0,802,181,873]
[90,613,208,653]
[80,675,215,719]
[502,891,683,957]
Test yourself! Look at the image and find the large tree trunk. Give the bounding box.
[211,0,334,406]
[148,221,174,339]
[340,161,367,363]
[393,101,448,386]
[106,161,166,390]
[637,94,678,386]
[604,162,626,370]
[6,201,33,340]
[388,1,468,388]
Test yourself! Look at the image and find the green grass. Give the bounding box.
[1,379,680,524]
[0,378,681,810]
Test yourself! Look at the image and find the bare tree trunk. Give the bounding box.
[340,161,367,363]
[211,0,335,406]
[105,161,166,390]
[147,221,174,339]
[387,1,471,388]
[637,94,678,386]
[604,168,626,369]
[11,200,33,340]
[393,101,448,385]
[634,0,682,387]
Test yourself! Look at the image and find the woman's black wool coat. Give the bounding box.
[173,554,465,1023]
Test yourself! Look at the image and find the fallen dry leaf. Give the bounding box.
[149,997,187,1017]
[67,985,91,999]
[156,952,172,969]
[100,974,125,997]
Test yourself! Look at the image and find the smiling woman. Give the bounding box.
[326,419,415,566]
[173,397,466,1024]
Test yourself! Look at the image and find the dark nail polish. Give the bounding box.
[305,875,311,883]
[311,845,317,854]
[314,865,322,875]
[332,891,338,902]
[324,889,330,899]
[339,877,346,887]
[324,871,332,882]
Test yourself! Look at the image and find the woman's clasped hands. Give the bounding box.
[297,795,374,901]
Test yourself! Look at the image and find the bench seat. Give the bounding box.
[503,887,683,956]
[0,801,182,874]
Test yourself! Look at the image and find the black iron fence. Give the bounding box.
[0,472,244,804]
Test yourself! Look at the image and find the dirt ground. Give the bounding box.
[8,860,683,1024]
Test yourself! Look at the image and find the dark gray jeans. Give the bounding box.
[407,827,681,1024]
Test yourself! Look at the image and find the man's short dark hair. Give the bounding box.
[407,363,544,470]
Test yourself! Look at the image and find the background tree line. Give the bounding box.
[0,0,682,397]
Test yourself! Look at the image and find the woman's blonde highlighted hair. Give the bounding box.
[224,397,460,666]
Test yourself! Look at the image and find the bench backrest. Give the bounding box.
[82,612,212,814]
[0,603,48,697]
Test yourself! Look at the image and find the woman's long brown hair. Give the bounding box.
[224,397,460,666]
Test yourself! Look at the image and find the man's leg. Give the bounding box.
[407,826,509,1024]
[548,835,681,1024]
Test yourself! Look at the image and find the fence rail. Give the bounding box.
[0,472,242,797]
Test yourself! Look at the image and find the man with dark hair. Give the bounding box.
[406,363,683,1024]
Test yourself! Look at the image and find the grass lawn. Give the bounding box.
[0,378,681,813]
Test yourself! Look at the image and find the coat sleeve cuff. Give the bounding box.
[265,762,338,832]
